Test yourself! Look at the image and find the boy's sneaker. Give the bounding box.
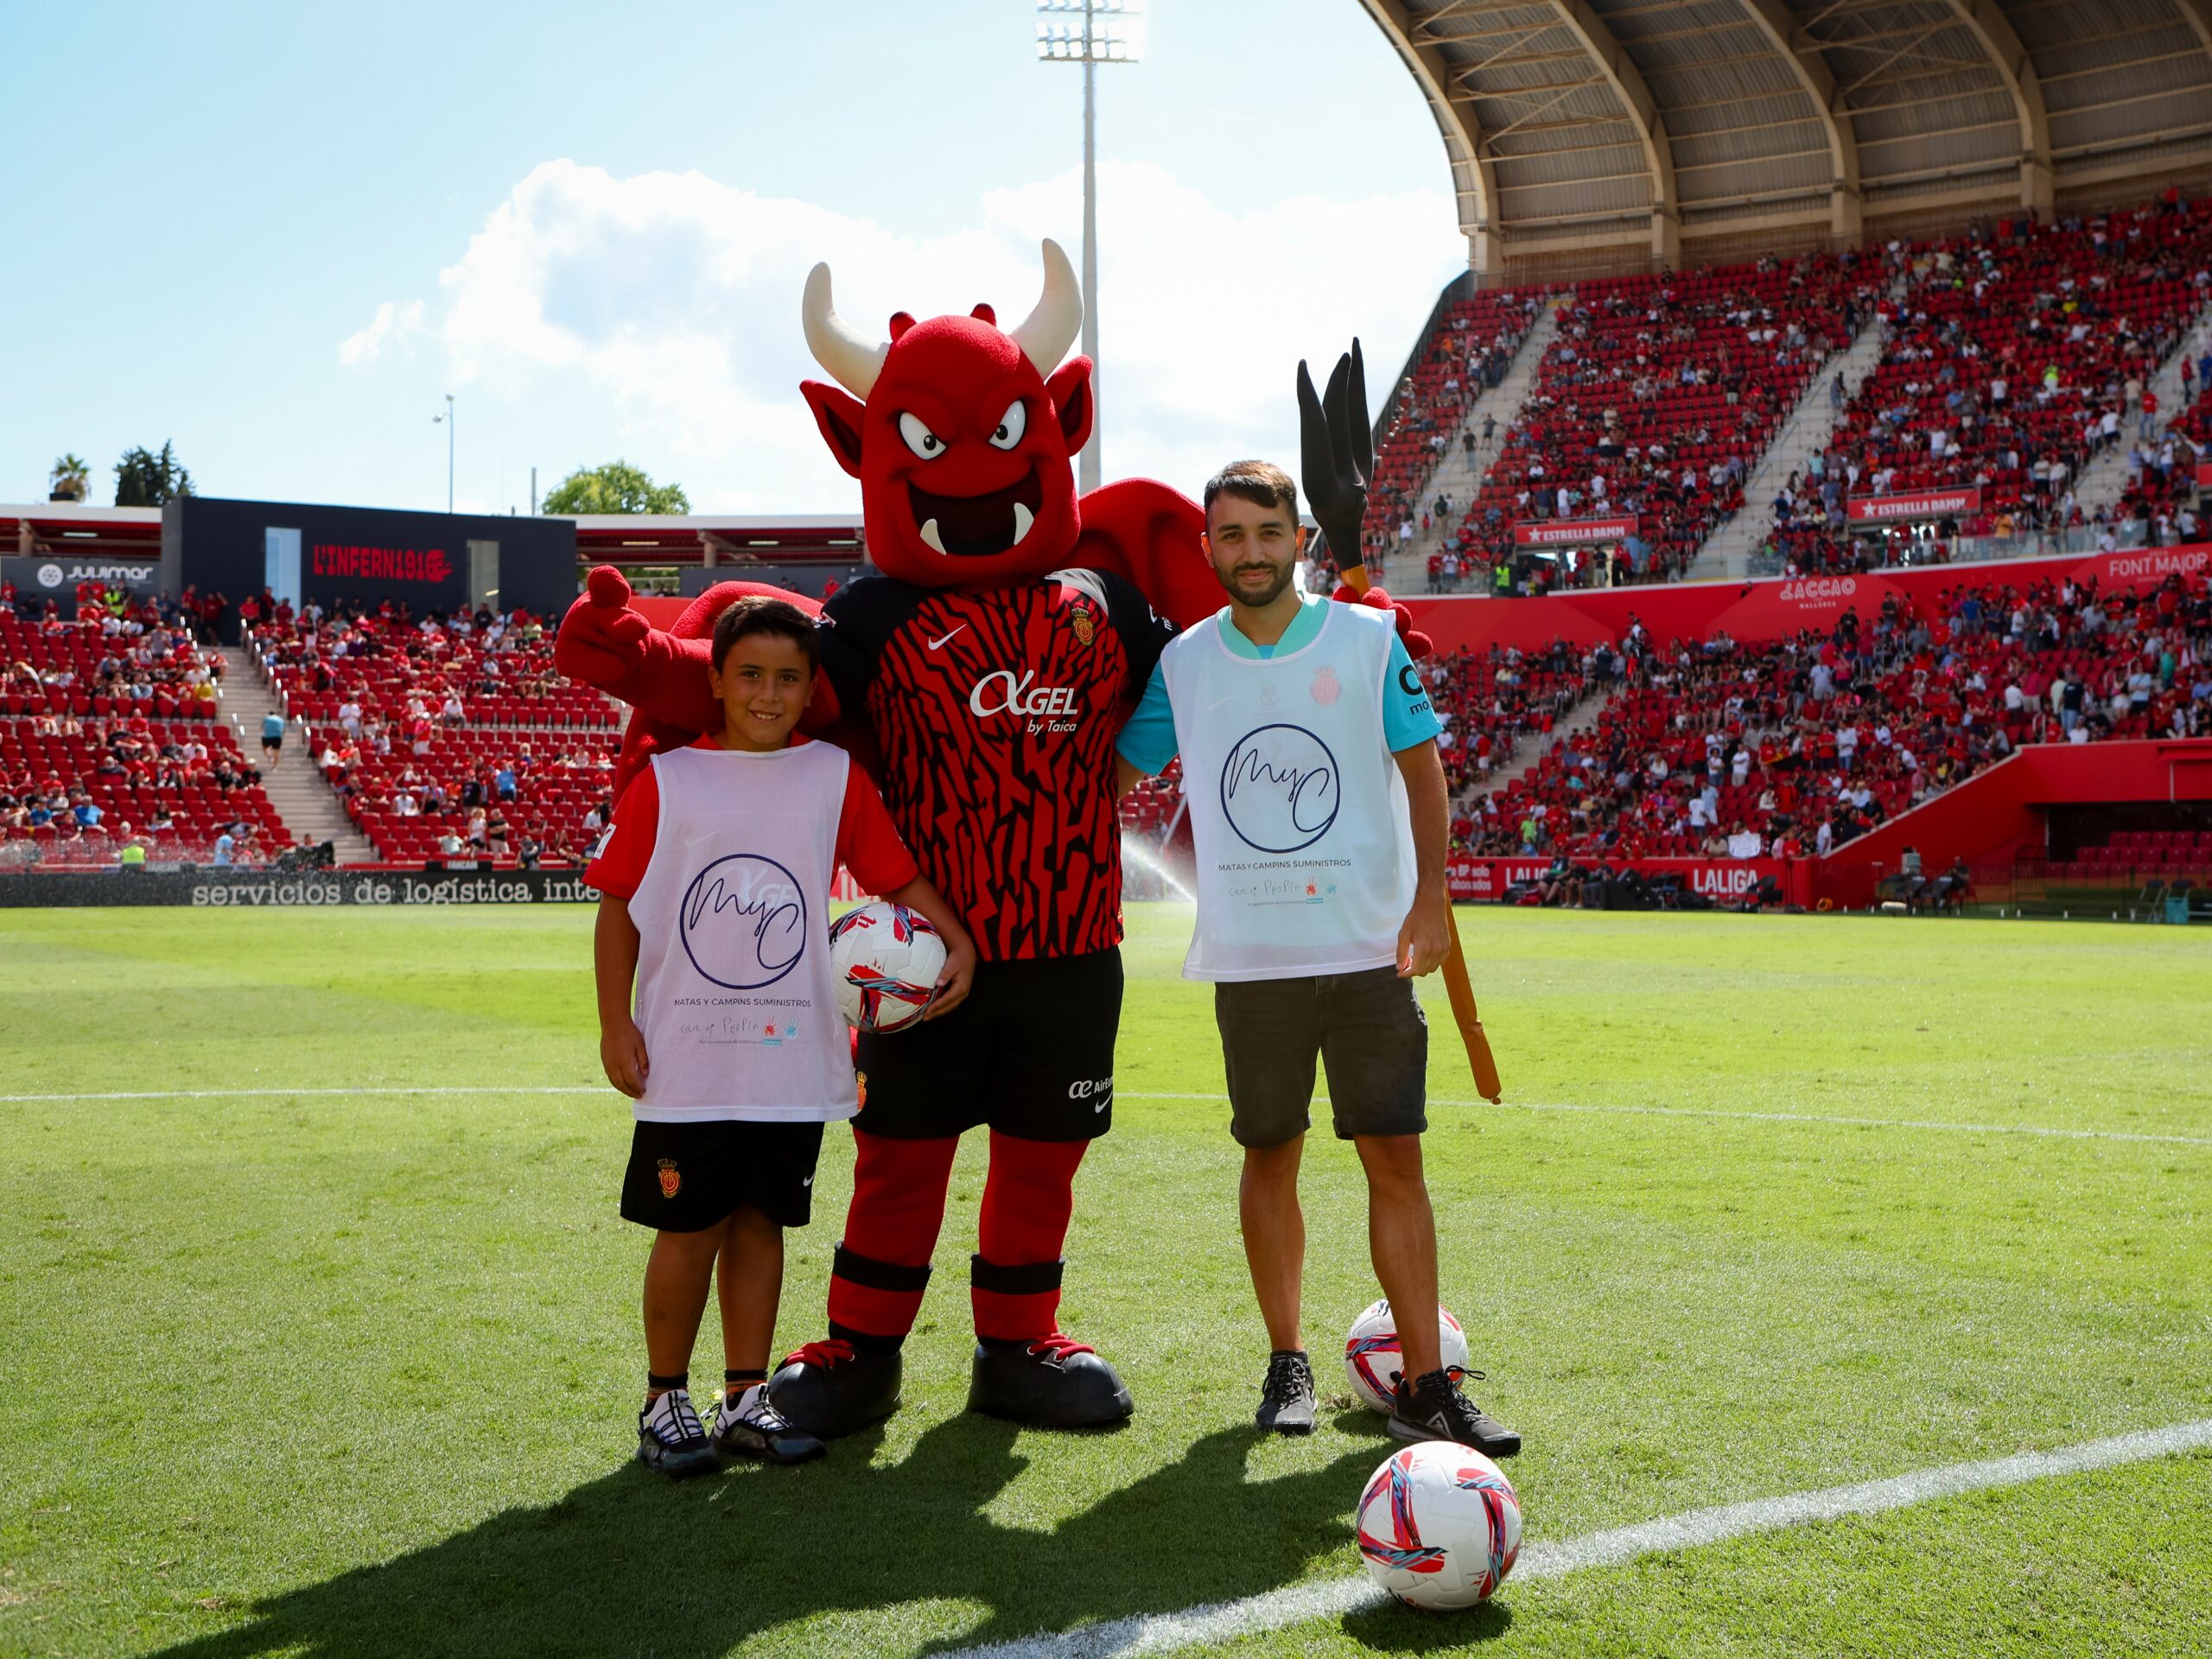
[636,1388,718,1479]
[1389,1368,1522,1459]
[711,1386,826,1465]
[1255,1350,1316,1435]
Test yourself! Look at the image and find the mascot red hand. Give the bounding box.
[557,565,840,804]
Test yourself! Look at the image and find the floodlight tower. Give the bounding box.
[1036,0,1142,496]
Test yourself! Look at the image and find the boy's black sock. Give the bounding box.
[725,1368,767,1402]
[645,1370,688,1401]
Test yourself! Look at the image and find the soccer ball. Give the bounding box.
[827,902,946,1033]
[1344,1298,1471,1414]
[1355,1441,1522,1611]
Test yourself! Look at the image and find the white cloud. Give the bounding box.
[341,158,1465,511]
[338,299,425,365]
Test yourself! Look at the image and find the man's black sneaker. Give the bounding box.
[636,1388,718,1479]
[968,1334,1134,1428]
[1389,1367,1522,1459]
[711,1384,827,1465]
[768,1338,902,1440]
[1255,1349,1316,1435]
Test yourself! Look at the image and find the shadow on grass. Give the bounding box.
[156,1415,1396,1659]
[1340,1597,1516,1652]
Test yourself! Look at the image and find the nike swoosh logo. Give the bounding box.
[1094,1099,1108,1113]
[802,1176,813,1186]
[926,625,967,652]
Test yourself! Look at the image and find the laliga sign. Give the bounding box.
[679,853,808,989]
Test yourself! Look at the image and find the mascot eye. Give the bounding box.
[988,400,1027,451]
[898,412,946,461]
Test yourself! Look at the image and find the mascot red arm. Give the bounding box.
[557,242,1220,1437]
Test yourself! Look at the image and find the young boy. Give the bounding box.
[588,595,976,1476]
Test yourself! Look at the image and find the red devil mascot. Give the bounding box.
[558,242,1229,1435]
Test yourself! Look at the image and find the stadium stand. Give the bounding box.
[240,601,618,866]
[1455,565,2210,866]
[1757,203,2212,575]
[1362,288,1547,572]
[0,587,294,868]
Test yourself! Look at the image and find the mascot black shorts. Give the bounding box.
[853,946,1123,1143]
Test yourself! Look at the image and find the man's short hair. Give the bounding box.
[710,594,820,673]
[1203,460,1298,527]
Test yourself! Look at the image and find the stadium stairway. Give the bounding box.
[1688,314,1891,582]
[217,646,377,863]
[2071,292,2212,515]
[1379,302,1562,592]
[1458,674,1615,813]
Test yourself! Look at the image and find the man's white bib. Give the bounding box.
[1162,604,1414,982]
[626,741,855,1122]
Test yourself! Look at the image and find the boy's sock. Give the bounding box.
[646,1370,688,1403]
[725,1368,768,1408]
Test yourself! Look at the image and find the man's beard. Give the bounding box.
[1223,559,1294,609]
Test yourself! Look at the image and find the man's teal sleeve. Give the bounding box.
[1383,635,1446,752]
[1115,660,1180,775]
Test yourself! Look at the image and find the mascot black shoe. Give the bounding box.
[769,1338,903,1440]
[967,1334,1134,1429]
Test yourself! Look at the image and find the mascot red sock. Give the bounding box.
[970,1131,1086,1343]
[825,1132,957,1350]
[824,1130,1086,1349]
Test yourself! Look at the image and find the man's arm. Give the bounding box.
[1393,738,1452,978]
[1113,658,1179,796]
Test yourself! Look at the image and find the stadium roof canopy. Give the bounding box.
[1360,0,2212,276]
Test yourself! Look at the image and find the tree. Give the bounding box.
[113,442,194,507]
[541,460,688,516]
[48,454,90,502]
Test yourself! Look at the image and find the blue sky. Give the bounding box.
[0,2,1465,516]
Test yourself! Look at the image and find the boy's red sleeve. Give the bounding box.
[835,766,920,897]
[583,767,659,899]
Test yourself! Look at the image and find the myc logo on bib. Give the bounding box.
[1220,724,1339,854]
[680,854,808,989]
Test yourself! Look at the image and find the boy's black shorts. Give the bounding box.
[619,1117,826,1233]
[1214,965,1428,1148]
[852,947,1122,1143]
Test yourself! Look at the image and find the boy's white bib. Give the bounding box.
[1163,604,1415,982]
[626,741,854,1122]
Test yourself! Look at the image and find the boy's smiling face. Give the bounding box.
[708,632,815,753]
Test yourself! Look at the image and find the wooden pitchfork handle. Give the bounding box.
[1338,560,1503,1103]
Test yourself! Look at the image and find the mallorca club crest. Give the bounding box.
[1071,604,1096,647]
[1311,665,1342,706]
[657,1158,681,1199]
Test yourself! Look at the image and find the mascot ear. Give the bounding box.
[1046,357,1094,458]
[801,379,868,480]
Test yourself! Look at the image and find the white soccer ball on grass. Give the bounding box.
[1344,1297,1471,1414]
[1355,1440,1522,1610]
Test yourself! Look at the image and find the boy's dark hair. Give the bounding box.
[1203,459,1298,527]
[709,594,820,673]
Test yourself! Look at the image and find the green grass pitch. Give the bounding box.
[2,904,2209,1657]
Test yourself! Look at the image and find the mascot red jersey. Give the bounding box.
[559,242,1223,1435]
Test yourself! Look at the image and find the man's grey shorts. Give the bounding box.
[1214,966,1428,1147]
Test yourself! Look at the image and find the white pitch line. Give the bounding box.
[2,1087,2206,1147]
[938,1417,2212,1659]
